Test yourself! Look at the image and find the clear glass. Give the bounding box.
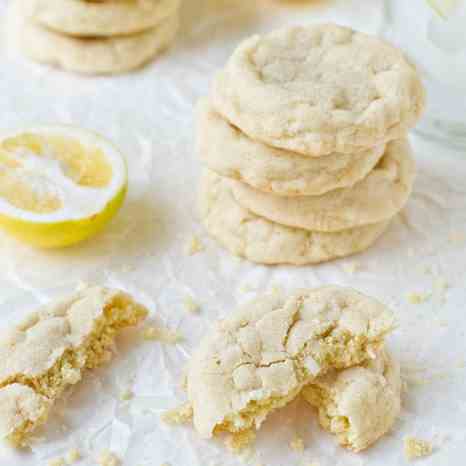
[381,0,466,147]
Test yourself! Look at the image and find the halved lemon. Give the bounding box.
[427,0,460,17]
[0,125,127,248]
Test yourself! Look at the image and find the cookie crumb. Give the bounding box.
[179,372,188,391]
[449,230,465,245]
[120,389,133,401]
[186,235,204,255]
[143,325,183,344]
[183,295,200,313]
[270,284,282,295]
[65,448,81,464]
[406,292,430,304]
[341,261,361,275]
[76,281,90,291]
[290,435,305,453]
[433,278,449,303]
[404,437,433,460]
[97,450,120,466]
[420,264,432,275]
[161,402,193,425]
[48,458,65,466]
[225,429,256,453]
[239,284,253,294]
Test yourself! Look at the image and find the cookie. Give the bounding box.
[200,170,391,265]
[230,139,415,232]
[212,24,425,156]
[187,287,394,438]
[19,0,180,37]
[303,349,401,452]
[197,99,385,197]
[0,286,148,446]
[9,3,178,75]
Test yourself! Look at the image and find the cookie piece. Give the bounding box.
[302,349,401,452]
[9,3,178,75]
[187,287,394,438]
[230,139,415,232]
[19,0,180,37]
[197,99,385,196]
[0,384,51,446]
[200,170,391,265]
[0,286,148,446]
[212,24,425,156]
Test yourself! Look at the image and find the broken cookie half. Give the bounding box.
[0,286,148,446]
[302,349,401,452]
[186,286,396,441]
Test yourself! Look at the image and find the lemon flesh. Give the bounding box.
[0,126,127,248]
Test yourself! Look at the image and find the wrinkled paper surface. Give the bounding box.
[0,0,465,465]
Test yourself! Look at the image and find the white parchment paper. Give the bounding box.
[0,1,465,465]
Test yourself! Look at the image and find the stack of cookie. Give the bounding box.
[8,0,181,75]
[198,24,425,266]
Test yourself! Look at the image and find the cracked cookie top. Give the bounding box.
[0,287,147,383]
[212,24,425,156]
[187,286,394,438]
[0,286,148,446]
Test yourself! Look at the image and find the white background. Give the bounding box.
[0,0,465,465]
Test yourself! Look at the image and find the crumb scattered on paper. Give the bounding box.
[186,235,205,255]
[407,292,431,304]
[420,264,432,275]
[404,437,433,460]
[183,295,200,313]
[341,261,361,275]
[449,230,465,245]
[433,277,449,303]
[289,435,305,453]
[239,284,253,294]
[76,281,90,291]
[161,402,193,425]
[143,325,183,344]
[434,277,449,291]
[97,450,120,466]
[179,372,188,391]
[120,388,134,401]
[269,283,283,295]
[65,448,81,464]
[48,458,65,466]
[225,430,256,453]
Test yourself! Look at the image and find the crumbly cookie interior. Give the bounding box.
[190,290,392,438]
[302,352,400,451]
[0,292,147,446]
